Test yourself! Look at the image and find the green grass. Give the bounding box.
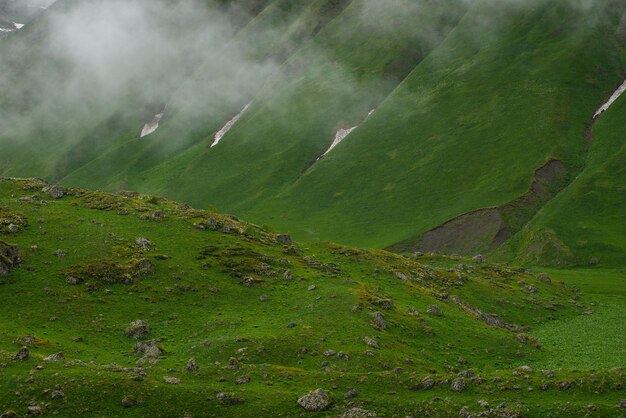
[0,178,624,417]
[529,268,626,369]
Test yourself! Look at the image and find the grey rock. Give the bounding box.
[414,376,435,390]
[135,237,152,249]
[12,347,29,361]
[297,388,331,412]
[426,305,443,316]
[46,185,65,199]
[373,312,387,330]
[125,320,150,339]
[135,340,163,358]
[340,407,377,418]
[186,358,199,372]
[537,272,552,284]
[43,352,64,362]
[451,377,466,392]
[259,295,269,302]
[50,390,65,400]
[472,254,484,263]
[363,336,380,349]
[163,376,181,385]
[277,234,293,244]
[344,388,359,399]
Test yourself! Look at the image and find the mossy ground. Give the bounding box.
[0,179,623,417]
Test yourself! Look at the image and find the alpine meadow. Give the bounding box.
[0,0,624,417]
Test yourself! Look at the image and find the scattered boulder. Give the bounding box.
[617,400,626,409]
[136,238,152,249]
[43,352,64,362]
[186,358,199,372]
[287,322,297,328]
[308,284,317,291]
[394,271,408,281]
[451,377,466,392]
[228,357,240,370]
[53,249,66,258]
[12,347,29,361]
[426,305,443,316]
[472,254,484,263]
[363,336,380,349]
[344,388,359,399]
[0,241,20,276]
[50,390,65,400]
[216,392,243,405]
[277,234,292,244]
[518,365,533,374]
[164,376,181,385]
[135,340,163,358]
[45,185,65,199]
[413,376,435,391]
[121,396,135,408]
[259,295,269,302]
[125,320,150,339]
[340,408,377,418]
[297,388,331,412]
[373,312,387,330]
[537,272,552,284]
[236,376,251,385]
[1,411,18,418]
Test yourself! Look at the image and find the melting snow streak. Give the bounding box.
[140,109,166,138]
[211,103,251,147]
[594,80,626,119]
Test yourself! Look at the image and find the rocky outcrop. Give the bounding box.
[0,241,20,276]
[297,388,331,412]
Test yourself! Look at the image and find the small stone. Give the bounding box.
[414,376,435,390]
[186,358,199,372]
[287,322,297,328]
[373,312,387,330]
[451,377,466,392]
[277,234,292,244]
[308,284,317,291]
[1,411,18,418]
[164,376,181,385]
[53,249,66,258]
[340,409,377,418]
[50,390,65,400]
[235,376,251,385]
[43,352,64,362]
[478,400,489,408]
[121,396,135,408]
[12,347,29,361]
[426,305,443,316]
[259,295,269,302]
[363,336,380,349]
[125,320,150,339]
[297,388,331,412]
[344,388,359,399]
[617,400,626,408]
[537,272,552,284]
[228,357,240,370]
[472,254,484,263]
[46,185,65,199]
[136,237,152,249]
[216,392,243,405]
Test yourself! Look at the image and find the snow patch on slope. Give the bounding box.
[594,80,626,119]
[211,103,251,148]
[13,23,25,29]
[323,127,357,157]
[140,109,166,138]
[319,109,376,159]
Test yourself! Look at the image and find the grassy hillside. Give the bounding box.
[1,177,624,417]
[0,0,624,268]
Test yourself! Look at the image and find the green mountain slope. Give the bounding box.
[1,177,624,417]
[0,0,624,268]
